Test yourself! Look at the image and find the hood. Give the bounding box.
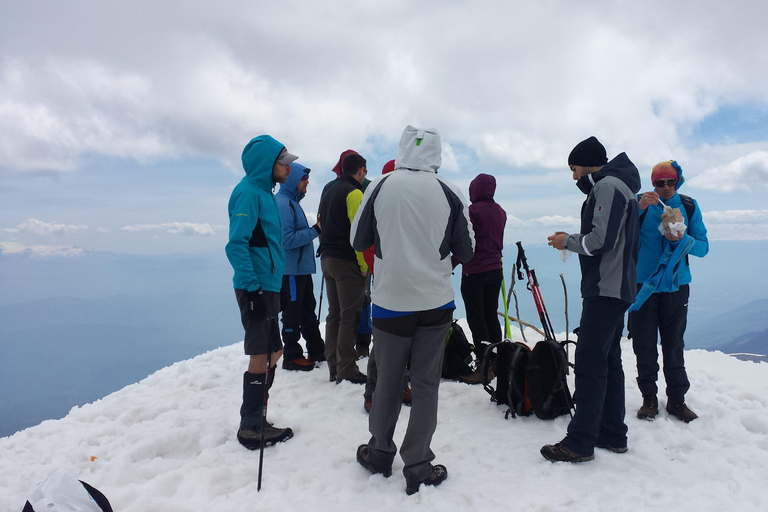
[331,149,358,177]
[241,135,285,190]
[576,152,641,196]
[469,173,496,203]
[278,162,310,202]
[394,126,441,173]
[672,160,686,192]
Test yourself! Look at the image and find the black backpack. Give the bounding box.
[442,320,474,379]
[526,339,574,420]
[481,340,533,418]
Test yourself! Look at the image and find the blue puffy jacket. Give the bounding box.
[636,164,709,286]
[276,163,319,276]
[225,135,286,293]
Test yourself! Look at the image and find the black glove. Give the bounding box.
[246,288,266,321]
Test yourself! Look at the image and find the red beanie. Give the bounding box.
[382,159,396,175]
[331,149,358,177]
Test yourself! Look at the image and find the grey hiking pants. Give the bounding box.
[366,308,452,485]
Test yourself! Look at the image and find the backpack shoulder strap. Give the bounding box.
[678,194,696,221]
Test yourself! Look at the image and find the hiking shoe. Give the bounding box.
[329,372,337,382]
[356,444,392,478]
[667,400,698,423]
[540,442,594,463]
[595,443,628,454]
[364,400,372,413]
[237,426,293,450]
[337,371,368,385]
[405,464,448,495]
[282,357,315,372]
[637,395,659,420]
[309,353,326,363]
[458,370,483,385]
[402,386,412,406]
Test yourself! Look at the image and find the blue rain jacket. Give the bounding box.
[276,163,319,275]
[635,163,709,287]
[225,135,286,293]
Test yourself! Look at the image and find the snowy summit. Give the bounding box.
[2,322,767,511]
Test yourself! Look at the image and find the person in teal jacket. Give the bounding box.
[225,134,296,450]
[276,162,325,370]
[629,160,709,424]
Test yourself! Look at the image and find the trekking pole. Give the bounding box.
[515,242,555,341]
[257,317,277,491]
[317,276,325,319]
[510,264,527,343]
[560,273,571,372]
[500,261,512,340]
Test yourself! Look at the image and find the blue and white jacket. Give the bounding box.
[276,163,319,276]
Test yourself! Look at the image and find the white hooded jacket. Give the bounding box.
[351,126,475,311]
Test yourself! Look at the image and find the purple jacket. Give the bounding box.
[462,173,506,275]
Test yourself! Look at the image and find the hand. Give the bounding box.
[638,191,659,210]
[547,232,568,250]
[664,230,683,242]
[246,288,266,321]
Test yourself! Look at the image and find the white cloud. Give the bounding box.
[0,241,84,257]
[687,152,768,192]
[702,209,768,241]
[4,218,88,235]
[121,222,218,236]
[704,209,768,224]
[1,1,767,176]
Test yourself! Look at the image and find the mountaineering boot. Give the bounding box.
[636,395,659,420]
[238,371,293,450]
[282,357,315,372]
[356,444,392,477]
[405,464,448,495]
[667,399,698,423]
[540,442,594,463]
[237,425,294,449]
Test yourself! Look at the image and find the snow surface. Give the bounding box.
[2,321,768,511]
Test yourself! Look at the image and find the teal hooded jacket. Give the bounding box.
[225,135,286,293]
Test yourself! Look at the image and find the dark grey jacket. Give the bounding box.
[564,152,641,303]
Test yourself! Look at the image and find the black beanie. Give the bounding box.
[568,136,607,167]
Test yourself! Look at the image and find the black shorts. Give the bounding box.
[235,289,283,356]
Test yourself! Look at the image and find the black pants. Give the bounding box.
[629,284,690,402]
[564,296,629,455]
[460,269,503,359]
[280,274,325,361]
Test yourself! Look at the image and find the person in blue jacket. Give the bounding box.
[276,162,325,371]
[225,134,296,450]
[629,160,709,423]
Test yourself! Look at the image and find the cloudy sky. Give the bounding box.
[2,0,768,256]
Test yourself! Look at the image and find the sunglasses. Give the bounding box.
[653,179,678,188]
